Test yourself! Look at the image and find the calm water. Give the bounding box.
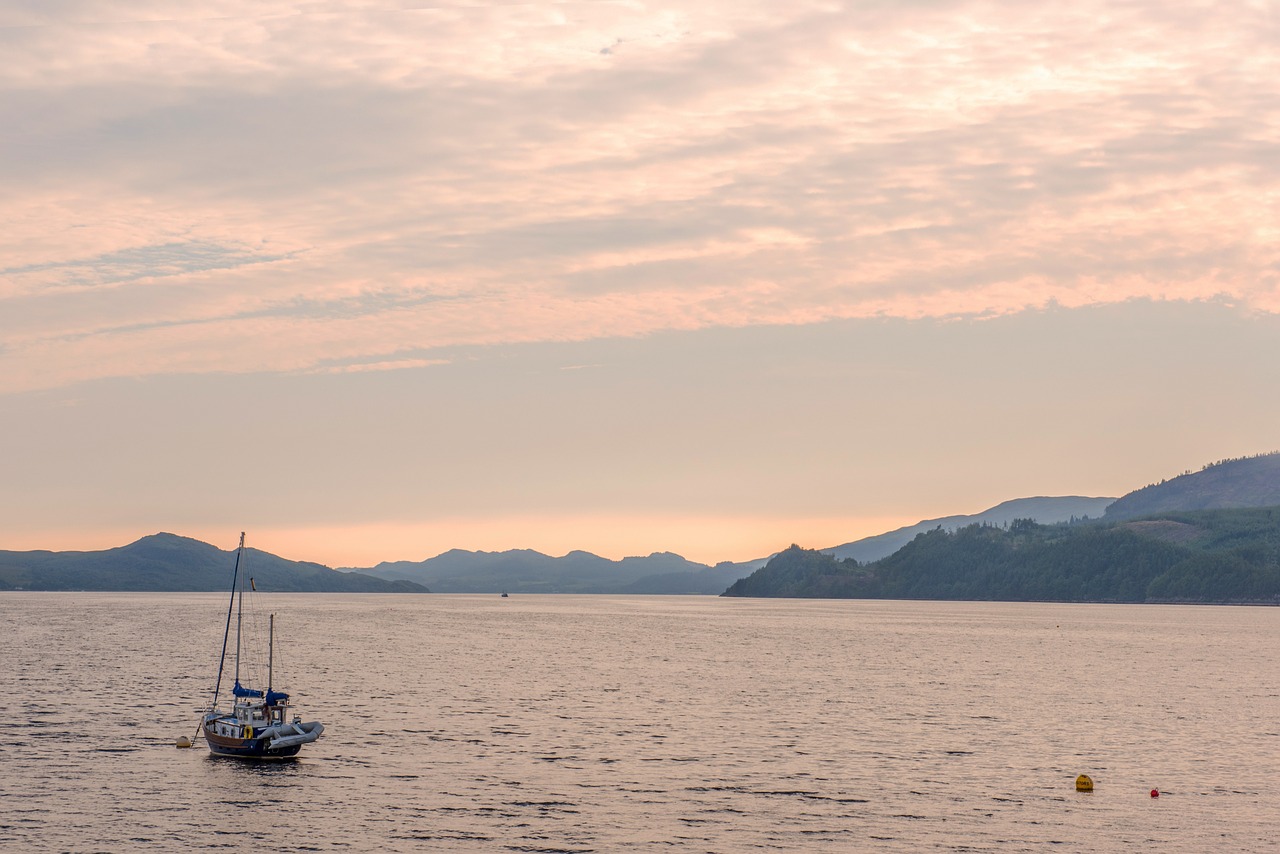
[1,593,1276,852]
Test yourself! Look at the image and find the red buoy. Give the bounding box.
[1150,789,1159,798]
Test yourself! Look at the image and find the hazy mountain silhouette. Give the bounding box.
[824,496,1117,563]
[347,498,1119,592]
[725,453,1280,602]
[10,454,1276,595]
[0,533,428,592]
[724,506,1280,604]
[1105,452,1280,520]
[350,548,734,594]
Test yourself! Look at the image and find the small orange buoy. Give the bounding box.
[1150,789,1159,798]
[1075,774,1094,792]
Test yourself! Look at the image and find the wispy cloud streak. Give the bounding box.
[2,0,1277,392]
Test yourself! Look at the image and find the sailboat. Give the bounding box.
[200,533,324,759]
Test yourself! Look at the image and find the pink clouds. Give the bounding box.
[2,0,1277,392]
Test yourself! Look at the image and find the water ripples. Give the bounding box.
[1,593,1277,851]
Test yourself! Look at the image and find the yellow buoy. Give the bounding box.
[175,736,193,749]
[1075,774,1094,792]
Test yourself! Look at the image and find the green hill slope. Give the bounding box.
[1105,453,1280,520]
[825,496,1115,563]
[724,507,1280,603]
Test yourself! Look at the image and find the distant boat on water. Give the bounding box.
[198,533,324,759]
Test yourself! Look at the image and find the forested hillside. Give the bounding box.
[824,496,1114,563]
[1105,453,1280,520]
[723,507,1280,603]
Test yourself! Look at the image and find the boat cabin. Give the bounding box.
[233,695,291,724]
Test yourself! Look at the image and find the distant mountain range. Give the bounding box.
[0,533,739,594]
[0,533,428,593]
[726,453,1280,603]
[0,497,1131,594]
[0,501,1153,594]
[823,496,1115,563]
[349,496,1119,593]
[349,549,744,594]
[724,506,1280,603]
[6,452,1278,596]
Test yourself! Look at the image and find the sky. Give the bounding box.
[2,0,1278,567]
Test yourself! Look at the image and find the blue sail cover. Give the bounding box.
[265,689,289,705]
[232,681,264,698]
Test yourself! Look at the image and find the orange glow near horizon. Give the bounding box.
[1,514,926,570]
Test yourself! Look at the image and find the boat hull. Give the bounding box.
[203,723,303,760]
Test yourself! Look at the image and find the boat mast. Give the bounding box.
[268,614,274,694]
[234,533,245,688]
[211,532,245,708]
